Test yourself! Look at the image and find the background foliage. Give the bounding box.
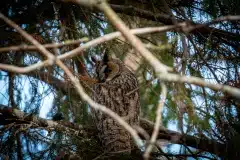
[0,0,240,159]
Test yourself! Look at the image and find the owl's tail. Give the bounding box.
[100,118,132,154]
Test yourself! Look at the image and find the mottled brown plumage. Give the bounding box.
[91,54,140,154]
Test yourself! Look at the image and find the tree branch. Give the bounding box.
[140,119,226,157]
[0,105,226,157]
[0,12,145,150]
[0,105,90,138]
[0,38,88,53]
[0,13,55,65]
[109,4,240,45]
[0,24,185,73]
[61,0,240,100]
[144,83,167,159]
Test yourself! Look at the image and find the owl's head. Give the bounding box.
[92,54,122,83]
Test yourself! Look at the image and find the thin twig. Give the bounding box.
[0,19,240,99]
[97,1,171,73]
[56,60,144,149]
[0,12,144,150]
[144,83,167,160]
[57,23,185,61]
[0,38,89,53]
[0,24,185,73]
[161,73,240,99]
[187,15,240,32]
[0,13,55,65]
[64,0,240,99]
[0,61,48,73]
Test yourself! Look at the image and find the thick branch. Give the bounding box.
[0,25,183,73]
[110,5,240,45]
[0,12,145,150]
[0,105,89,137]
[0,105,226,157]
[62,0,240,99]
[140,119,226,157]
[63,1,240,47]
[26,71,71,94]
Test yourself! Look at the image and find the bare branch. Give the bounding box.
[3,15,237,54]
[144,83,167,160]
[0,61,48,73]
[58,23,185,61]
[0,105,226,157]
[56,60,145,149]
[97,1,171,73]
[1,20,239,98]
[140,119,226,157]
[0,105,87,137]
[0,13,55,65]
[187,15,240,32]
[61,0,240,99]
[0,38,88,53]
[0,24,185,73]
[160,73,240,100]
[0,13,145,150]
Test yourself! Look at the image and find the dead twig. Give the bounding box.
[0,12,144,150]
[0,24,186,73]
[0,13,55,65]
[0,38,88,53]
[144,83,167,160]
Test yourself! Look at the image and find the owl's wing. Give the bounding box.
[123,90,140,125]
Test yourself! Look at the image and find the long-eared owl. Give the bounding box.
[91,54,140,154]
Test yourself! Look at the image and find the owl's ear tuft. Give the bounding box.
[91,56,97,63]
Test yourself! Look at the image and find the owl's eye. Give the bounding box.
[102,64,113,74]
[100,65,107,74]
[97,64,113,82]
[97,65,107,82]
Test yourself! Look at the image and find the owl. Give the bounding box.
[91,54,140,155]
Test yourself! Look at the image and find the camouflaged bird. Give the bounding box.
[80,54,140,154]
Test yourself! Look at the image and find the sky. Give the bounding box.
[0,72,53,118]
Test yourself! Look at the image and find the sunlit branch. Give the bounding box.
[0,12,145,150]
[160,73,240,99]
[0,38,89,53]
[144,83,167,160]
[63,0,240,99]
[0,13,55,65]
[0,24,185,73]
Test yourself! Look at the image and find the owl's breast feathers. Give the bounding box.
[92,71,140,154]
